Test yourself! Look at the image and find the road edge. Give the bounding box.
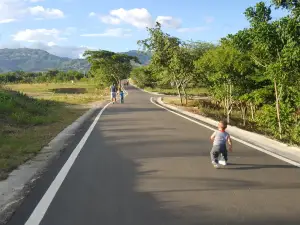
[153,97,300,167]
[0,101,108,225]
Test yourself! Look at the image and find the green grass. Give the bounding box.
[5,82,109,105]
[144,87,208,96]
[0,82,109,181]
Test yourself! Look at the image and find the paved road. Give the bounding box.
[6,86,300,225]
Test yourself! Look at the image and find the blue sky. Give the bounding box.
[0,0,287,58]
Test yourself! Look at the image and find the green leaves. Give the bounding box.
[83,50,136,87]
[134,1,300,143]
[245,2,272,24]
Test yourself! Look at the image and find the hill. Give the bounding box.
[0,48,151,72]
[121,50,151,65]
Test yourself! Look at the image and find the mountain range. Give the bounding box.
[0,48,151,73]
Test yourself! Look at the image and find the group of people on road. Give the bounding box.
[110,83,125,104]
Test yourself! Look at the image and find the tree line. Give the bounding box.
[0,70,87,83]
[131,0,300,144]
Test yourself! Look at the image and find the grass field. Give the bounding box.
[5,82,109,105]
[0,82,108,180]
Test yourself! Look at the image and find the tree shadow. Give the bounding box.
[7,111,300,225]
[50,88,87,94]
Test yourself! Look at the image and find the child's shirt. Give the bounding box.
[212,130,229,146]
[120,91,124,98]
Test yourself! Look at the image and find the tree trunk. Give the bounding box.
[240,103,247,126]
[175,81,183,105]
[274,80,282,139]
[181,85,188,105]
[250,103,255,120]
[225,83,233,124]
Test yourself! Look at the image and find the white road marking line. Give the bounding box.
[150,97,300,168]
[25,101,112,225]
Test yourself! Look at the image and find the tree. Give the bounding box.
[239,1,300,138]
[83,50,138,88]
[195,40,257,124]
[169,43,198,105]
[130,66,155,88]
[138,22,187,102]
[271,0,300,17]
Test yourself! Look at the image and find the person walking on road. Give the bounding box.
[110,84,117,104]
[119,88,124,104]
[210,120,233,168]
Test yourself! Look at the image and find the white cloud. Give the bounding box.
[0,0,64,22]
[155,16,181,28]
[100,15,121,25]
[81,28,131,37]
[204,16,214,24]
[89,12,96,17]
[177,26,209,33]
[47,42,56,47]
[98,8,185,30]
[100,8,153,28]
[0,0,26,23]
[28,0,45,2]
[0,18,17,24]
[28,6,64,19]
[12,29,64,43]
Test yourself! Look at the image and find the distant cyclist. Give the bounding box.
[110,84,117,104]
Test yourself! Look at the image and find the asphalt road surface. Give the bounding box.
[6,86,300,225]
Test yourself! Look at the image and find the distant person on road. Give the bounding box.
[119,88,124,103]
[210,120,233,168]
[110,84,117,104]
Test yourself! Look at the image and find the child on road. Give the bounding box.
[119,89,124,103]
[210,120,233,168]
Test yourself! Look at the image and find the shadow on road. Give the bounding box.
[225,163,296,170]
[108,107,165,114]
[60,125,298,225]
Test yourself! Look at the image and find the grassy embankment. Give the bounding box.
[0,82,108,180]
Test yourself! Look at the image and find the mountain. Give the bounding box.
[121,50,151,65]
[0,48,151,72]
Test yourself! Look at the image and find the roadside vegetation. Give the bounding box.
[0,88,86,180]
[5,82,108,105]
[0,50,136,180]
[131,1,300,145]
[0,79,109,180]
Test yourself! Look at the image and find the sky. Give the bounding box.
[0,0,287,59]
